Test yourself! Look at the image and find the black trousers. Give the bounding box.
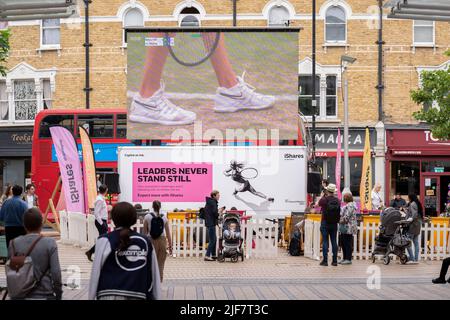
[5,226,26,248]
[341,234,353,261]
[87,219,108,254]
[439,257,450,280]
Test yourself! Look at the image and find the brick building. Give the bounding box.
[0,0,449,209]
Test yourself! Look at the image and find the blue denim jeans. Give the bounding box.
[320,222,338,263]
[407,233,419,262]
[206,226,217,257]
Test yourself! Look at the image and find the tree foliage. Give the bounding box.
[411,50,450,140]
[0,28,10,77]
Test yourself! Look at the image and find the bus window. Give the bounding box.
[116,114,127,139]
[78,115,113,138]
[39,115,74,138]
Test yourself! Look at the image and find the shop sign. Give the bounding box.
[424,131,450,146]
[434,167,445,173]
[0,129,33,147]
[0,127,33,156]
[388,129,450,152]
[314,128,376,150]
[315,151,364,157]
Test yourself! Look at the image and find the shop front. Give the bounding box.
[313,127,376,197]
[386,127,450,216]
[0,127,33,194]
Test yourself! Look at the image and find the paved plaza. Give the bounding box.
[1,240,449,300]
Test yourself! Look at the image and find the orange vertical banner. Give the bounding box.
[79,126,97,211]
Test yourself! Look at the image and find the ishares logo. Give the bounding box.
[284,153,304,160]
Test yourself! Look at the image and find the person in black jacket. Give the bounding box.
[389,193,407,210]
[204,190,225,261]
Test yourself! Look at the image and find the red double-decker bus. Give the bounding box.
[32,109,305,213]
[32,109,132,212]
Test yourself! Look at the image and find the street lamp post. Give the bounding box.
[340,55,356,190]
[83,0,92,110]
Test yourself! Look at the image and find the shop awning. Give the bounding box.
[384,0,450,21]
[386,128,450,157]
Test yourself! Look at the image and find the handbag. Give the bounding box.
[339,224,349,234]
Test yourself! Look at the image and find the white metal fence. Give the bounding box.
[303,219,450,261]
[58,211,278,259]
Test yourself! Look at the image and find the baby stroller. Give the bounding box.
[371,207,411,265]
[217,213,244,263]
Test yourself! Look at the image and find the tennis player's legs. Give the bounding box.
[204,33,276,113]
[233,181,247,195]
[129,33,196,125]
[247,184,275,202]
[139,34,170,98]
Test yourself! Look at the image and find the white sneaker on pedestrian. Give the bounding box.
[406,260,418,265]
[214,72,275,113]
[129,81,196,125]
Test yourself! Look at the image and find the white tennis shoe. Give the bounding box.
[214,72,275,113]
[129,81,196,125]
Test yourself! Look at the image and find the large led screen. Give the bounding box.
[126,29,299,141]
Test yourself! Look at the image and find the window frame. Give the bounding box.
[76,114,115,139]
[267,5,290,27]
[0,80,8,122]
[38,114,75,139]
[324,6,347,44]
[299,74,339,120]
[122,7,145,47]
[325,75,337,117]
[0,62,56,125]
[413,20,435,47]
[298,75,320,117]
[40,18,61,50]
[115,113,127,139]
[12,79,39,124]
[179,13,201,27]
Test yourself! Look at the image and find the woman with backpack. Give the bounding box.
[6,208,62,300]
[89,202,161,300]
[338,193,358,265]
[143,200,172,282]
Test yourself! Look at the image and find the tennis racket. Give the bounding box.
[164,32,221,67]
[240,168,258,179]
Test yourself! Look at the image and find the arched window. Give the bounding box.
[325,6,346,42]
[179,7,200,27]
[268,6,290,27]
[124,8,144,27]
[123,7,144,45]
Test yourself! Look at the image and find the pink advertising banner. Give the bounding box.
[335,128,342,200]
[50,126,85,213]
[132,162,212,202]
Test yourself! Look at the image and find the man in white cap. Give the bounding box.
[318,183,341,266]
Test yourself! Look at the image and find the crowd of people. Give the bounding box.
[1,179,450,300]
[311,179,427,266]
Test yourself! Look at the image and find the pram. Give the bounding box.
[371,207,411,265]
[217,213,244,263]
